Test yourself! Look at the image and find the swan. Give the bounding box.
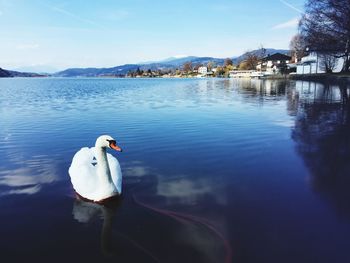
[69,135,123,202]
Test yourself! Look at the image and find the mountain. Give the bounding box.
[232,48,290,64]
[8,70,46,77]
[55,64,141,77]
[0,67,46,77]
[158,56,224,67]
[0,68,12,77]
[14,65,59,74]
[54,48,290,77]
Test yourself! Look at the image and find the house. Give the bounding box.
[296,51,344,74]
[198,66,208,75]
[257,53,292,74]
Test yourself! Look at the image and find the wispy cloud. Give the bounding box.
[0,10,3,16]
[279,0,303,14]
[272,17,299,30]
[16,43,39,50]
[51,6,99,26]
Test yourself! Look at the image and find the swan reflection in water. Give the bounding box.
[72,196,122,257]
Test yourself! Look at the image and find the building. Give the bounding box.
[198,66,208,75]
[257,53,292,74]
[296,51,345,74]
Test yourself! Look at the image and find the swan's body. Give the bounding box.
[69,135,123,202]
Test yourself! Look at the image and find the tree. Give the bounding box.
[299,0,350,72]
[224,58,233,67]
[289,34,307,62]
[183,62,192,73]
[207,61,215,71]
[215,66,225,77]
[193,64,202,71]
[136,67,143,76]
[319,53,338,73]
[243,52,259,70]
[238,61,250,70]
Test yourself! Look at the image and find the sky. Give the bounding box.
[0,0,305,72]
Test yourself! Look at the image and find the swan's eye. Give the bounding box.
[107,139,116,147]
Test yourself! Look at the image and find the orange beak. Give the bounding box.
[110,143,123,152]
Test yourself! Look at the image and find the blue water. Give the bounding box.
[0,78,349,263]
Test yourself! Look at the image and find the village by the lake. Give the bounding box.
[1,1,350,263]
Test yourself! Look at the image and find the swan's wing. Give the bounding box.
[107,153,122,194]
[69,147,97,198]
[70,147,95,167]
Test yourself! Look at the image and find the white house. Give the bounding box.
[198,66,208,75]
[296,52,345,74]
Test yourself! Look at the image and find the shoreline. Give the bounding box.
[289,73,350,83]
[2,73,350,82]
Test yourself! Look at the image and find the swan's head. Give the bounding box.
[95,135,122,152]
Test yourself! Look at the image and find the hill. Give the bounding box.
[0,68,12,77]
[55,64,141,77]
[0,67,46,78]
[232,48,290,64]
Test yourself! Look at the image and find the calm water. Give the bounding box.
[0,78,350,263]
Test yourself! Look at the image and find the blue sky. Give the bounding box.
[0,0,305,71]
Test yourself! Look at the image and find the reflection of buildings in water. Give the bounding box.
[232,79,289,100]
[286,82,299,116]
[181,78,296,108]
[291,81,350,218]
[295,81,346,103]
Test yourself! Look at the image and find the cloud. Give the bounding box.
[51,6,100,26]
[0,155,60,197]
[15,43,39,50]
[157,177,227,206]
[279,0,303,14]
[0,10,3,16]
[6,185,41,195]
[272,17,299,30]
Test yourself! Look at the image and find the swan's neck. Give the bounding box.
[95,147,113,184]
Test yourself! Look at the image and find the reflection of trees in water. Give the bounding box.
[291,81,350,218]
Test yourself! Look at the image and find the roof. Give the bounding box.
[262,53,291,61]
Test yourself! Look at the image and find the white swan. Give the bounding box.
[69,135,123,202]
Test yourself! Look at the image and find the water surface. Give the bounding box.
[0,78,350,263]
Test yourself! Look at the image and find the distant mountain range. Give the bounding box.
[14,65,59,74]
[0,68,45,78]
[1,48,289,78]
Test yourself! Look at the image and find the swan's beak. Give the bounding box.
[111,143,123,152]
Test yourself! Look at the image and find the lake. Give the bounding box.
[0,77,349,263]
